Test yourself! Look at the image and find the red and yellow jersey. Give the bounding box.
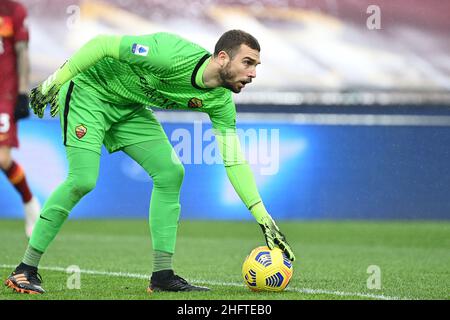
[0,0,29,101]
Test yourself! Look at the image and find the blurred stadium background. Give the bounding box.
[2,0,450,220]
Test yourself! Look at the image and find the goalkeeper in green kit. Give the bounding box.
[4,30,295,294]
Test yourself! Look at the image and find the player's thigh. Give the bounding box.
[104,107,168,153]
[58,81,109,154]
[0,100,18,149]
[123,138,182,171]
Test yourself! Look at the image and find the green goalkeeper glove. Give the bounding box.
[29,67,65,118]
[29,85,60,118]
[259,215,296,261]
[29,83,60,118]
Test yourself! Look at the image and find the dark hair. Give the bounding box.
[214,30,260,59]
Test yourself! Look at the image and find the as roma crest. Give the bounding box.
[188,98,203,109]
[75,124,87,139]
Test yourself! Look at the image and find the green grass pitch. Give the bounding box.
[0,219,448,300]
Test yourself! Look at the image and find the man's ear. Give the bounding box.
[217,50,230,67]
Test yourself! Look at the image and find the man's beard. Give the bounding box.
[219,63,241,93]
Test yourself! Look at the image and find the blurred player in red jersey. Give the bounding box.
[0,0,40,237]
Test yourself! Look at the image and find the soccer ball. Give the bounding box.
[242,246,293,292]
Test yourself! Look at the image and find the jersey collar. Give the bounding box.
[191,53,212,90]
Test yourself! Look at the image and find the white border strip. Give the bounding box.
[233,91,450,106]
[0,264,409,300]
[153,111,450,126]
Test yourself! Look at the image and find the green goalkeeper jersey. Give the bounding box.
[73,32,236,131]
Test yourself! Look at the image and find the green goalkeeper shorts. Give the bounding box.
[58,81,168,154]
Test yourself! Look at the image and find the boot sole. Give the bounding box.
[4,279,43,294]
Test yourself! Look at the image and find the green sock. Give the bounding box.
[22,244,43,267]
[153,250,173,272]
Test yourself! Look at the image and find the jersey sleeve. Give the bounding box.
[214,132,246,166]
[40,35,122,93]
[215,131,264,210]
[12,2,29,43]
[208,92,237,132]
[118,33,182,73]
[210,95,263,209]
[224,162,263,209]
[209,93,245,166]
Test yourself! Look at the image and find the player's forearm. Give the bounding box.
[214,129,272,222]
[215,129,271,222]
[42,35,122,93]
[15,41,29,94]
[225,163,272,224]
[225,163,261,208]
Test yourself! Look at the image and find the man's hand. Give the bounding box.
[14,93,30,121]
[29,83,60,118]
[259,215,296,261]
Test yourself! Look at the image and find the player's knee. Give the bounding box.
[167,162,185,188]
[68,174,98,197]
[154,162,185,190]
[0,149,12,170]
[0,157,9,170]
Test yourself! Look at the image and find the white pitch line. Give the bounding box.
[0,264,408,300]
